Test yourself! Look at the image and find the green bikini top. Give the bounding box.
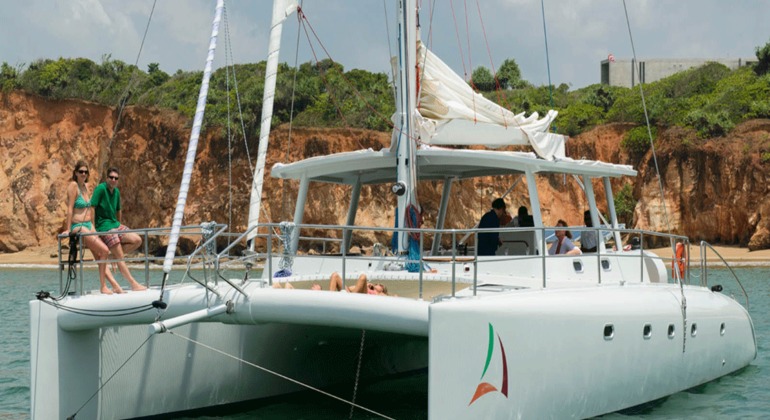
[74,192,90,209]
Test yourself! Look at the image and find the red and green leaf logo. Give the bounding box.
[469,323,508,405]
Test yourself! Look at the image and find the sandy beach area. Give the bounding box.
[1,244,769,267]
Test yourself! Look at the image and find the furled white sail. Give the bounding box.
[246,0,298,243]
[162,0,224,274]
[414,41,566,160]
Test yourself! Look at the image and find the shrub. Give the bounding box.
[614,183,636,226]
[0,62,20,92]
[556,103,603,136]
[621,126,656,154]
[761,152,770,163]
[684,109,734,138]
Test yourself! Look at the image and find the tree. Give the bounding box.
[0,62,20,92]
[470,66,495,91]
[755,39,770,75]
[497,58,525,89]
[147,62,170,86]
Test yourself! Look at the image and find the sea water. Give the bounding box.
[1,267,768,419]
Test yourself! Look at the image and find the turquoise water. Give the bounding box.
[1,267,768,419]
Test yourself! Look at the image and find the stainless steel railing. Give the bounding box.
[58,221,735,302]
[700,241,749,309]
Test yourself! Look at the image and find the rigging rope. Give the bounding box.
[167,330,395,419]
[222,2,253,171]
[540,0,555,109]
[621,0,685,353]
[66,335,154,420]
[224,3,234,243]
[103,0,158,176]
[282,0,305,221]
[349,329,367,419]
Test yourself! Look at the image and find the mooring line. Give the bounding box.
[167,330,394,419]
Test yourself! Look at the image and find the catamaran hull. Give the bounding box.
[30,281,755,419]
[29,296,428,419]
[428,284,756,419]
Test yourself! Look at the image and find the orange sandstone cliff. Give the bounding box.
[1,91,769,253]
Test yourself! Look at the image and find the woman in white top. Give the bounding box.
[549,219,582,255]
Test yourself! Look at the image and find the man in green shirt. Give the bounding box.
[91,167,147,292]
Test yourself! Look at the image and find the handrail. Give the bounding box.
[56,224,228,296]
[700,241,749,310]
[56,221,700,300]
[246,222,690,292]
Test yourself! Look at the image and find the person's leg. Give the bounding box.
[104,263,124,294]
[119,229,142,254]
[84,233,123,294]
[329,272,343,291]
[81,235,112,295]
[109,243,147,291]
[350,273,368,294]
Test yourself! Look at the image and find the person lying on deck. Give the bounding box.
[272,272,389,296]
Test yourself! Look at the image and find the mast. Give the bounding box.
[162,0,224,275]
[246,0,298,246]
[392,0,419,253]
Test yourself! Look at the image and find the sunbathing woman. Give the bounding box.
[328,272,388,295]
[273,272,388,296]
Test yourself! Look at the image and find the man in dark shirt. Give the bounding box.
[477,198,506,256]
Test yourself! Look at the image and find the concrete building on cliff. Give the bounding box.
[601,58,756,88]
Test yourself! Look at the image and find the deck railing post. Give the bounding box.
[419,230,424,300]
[267,229,273,287]
[639,231,644,283]
[58,237,63,293]
[700,241,707,287]
[79,235,84,295]
[472,231,478,297]
[597,228,602,285]
[451,231,457,297]
[341,226,347,289]
[542,227,547,288]
[143,230,150,286]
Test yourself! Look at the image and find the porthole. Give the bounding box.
[667,323,675,338]
[720,322,726,336]
[691,323,698,337]
[603,324,614,340]
[601,259,611,270]
[573,260,584,273]
[643,323,652,339]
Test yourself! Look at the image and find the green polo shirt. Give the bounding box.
[91,182,121,232]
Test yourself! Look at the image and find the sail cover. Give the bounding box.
[414,41,565,160]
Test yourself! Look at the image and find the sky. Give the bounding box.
[1,0,769,89]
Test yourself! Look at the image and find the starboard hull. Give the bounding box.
[429,284,757,419]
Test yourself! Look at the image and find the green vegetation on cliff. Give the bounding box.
[3,40,770,143]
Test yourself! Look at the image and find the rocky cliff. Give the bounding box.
[2,91,769,253]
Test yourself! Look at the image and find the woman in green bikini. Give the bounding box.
[63,160,124,294]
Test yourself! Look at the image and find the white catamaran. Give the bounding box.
[30,1,756,419]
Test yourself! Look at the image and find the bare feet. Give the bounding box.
[130,283,148,291]
[112,285,125,294]
[100,287,114,295]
